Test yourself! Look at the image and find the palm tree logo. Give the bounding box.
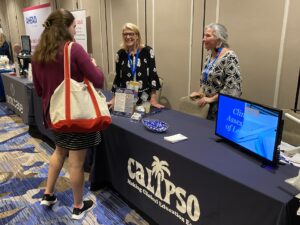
[151,156,170,200]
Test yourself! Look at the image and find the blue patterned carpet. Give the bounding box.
[0,103,149,225]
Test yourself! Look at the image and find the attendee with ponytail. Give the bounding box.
[32,9,104,220]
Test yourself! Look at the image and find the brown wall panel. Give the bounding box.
[279,0,300,109]
[149,0,194,109]
[3,0,300,111]
[190,0,205,94]
[218,0,285,106]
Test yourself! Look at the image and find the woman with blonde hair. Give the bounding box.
[108,22,164,109]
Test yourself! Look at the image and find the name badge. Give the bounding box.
[127,81,140,92]
[141,91,149,102]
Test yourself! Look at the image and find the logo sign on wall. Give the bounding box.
[71,10,87,52]
[23,3,52,52]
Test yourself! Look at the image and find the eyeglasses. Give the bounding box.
[123,32,136,37]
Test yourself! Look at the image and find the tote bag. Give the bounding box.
[49,42,111,132]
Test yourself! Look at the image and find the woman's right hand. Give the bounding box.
[189,92,201,98]
[107,97,115,110]
[197,95,217,107]
[91,58,97,66]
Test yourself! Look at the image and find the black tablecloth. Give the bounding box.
[90,109,300,225]
[1,73,34,124]
[2,75,298,224]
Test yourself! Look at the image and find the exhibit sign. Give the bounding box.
[71,10,87,51]
[23,3,52,52]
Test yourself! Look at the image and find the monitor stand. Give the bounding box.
[17,54,31,77]
[261,148,280,171]
[260,163,278,173]
[215,137,224,143]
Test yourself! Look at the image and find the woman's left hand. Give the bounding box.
[150,98,165,109]
[197,96,214,107]
[150,91,165,108]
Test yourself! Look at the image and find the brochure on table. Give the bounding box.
[113,88,135,117]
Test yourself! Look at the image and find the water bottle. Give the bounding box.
[27,63,32,81]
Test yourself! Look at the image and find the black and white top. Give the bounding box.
[112,46,161,104]
[200,50,242,98]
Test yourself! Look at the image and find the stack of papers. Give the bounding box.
[290,154,300,165]
[280,141,300,167]
[164,134,188,143]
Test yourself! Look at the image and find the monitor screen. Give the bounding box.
[215,94,283,165]
[21,35,31,53]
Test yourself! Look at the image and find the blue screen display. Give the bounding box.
[216,94,281,162]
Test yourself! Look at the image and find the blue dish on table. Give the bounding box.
[0,69,13,73]
[142,119,169,133]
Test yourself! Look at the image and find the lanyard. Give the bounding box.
[203,47,223,81]
[127,49,140,81]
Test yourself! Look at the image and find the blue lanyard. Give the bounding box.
[127,49,140,81]
[203,47,223,81]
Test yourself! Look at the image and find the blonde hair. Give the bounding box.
[120,23,144,50]
[0,33,6,47]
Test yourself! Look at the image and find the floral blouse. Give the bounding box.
[200,50,242,98]
[112,46,161,104]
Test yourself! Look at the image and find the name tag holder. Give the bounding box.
[113,88,135,117]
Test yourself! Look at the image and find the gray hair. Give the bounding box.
[205,23,229,48]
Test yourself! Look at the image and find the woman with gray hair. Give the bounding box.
[190,23,242,120]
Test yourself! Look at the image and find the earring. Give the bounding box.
[216,42,223,48]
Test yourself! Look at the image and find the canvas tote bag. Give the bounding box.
[49,42,111,132]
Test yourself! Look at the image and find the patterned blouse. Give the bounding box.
[112,46,161,104]
[200,50,242,98]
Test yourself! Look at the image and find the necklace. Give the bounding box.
[202,47,223,82]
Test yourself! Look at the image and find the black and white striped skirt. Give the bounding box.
[53,131,101,150]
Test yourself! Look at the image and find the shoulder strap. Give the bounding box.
[63,41,101,120]
[64,41,73,81]
[63,41,72,121]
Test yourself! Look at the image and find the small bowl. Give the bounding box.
[142,119,169,133]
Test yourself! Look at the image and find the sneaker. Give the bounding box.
[72,200,94,220]
[40,194,57,206]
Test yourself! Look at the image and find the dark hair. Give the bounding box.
[33,9,75,63]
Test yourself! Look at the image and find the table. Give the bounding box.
[1,73,34,124]
[0,74,4,101]
[90,109,300,225]
[0,69,14,101]
[1,74,298,224]
[31,88,54,141]
[1,73,54,142]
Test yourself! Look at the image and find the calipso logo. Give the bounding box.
[6,83,23,114]
[10,83,15,96]
[128,156,200,224]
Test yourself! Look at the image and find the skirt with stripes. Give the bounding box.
[53,131,101,150]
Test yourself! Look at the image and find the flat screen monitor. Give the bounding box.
[21,35,31,54]
[215,94,283,166]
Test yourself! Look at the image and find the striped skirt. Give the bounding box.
[53,131,101,150]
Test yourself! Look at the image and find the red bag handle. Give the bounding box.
[63,42,101,122]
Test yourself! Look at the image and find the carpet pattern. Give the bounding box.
[0,103,149,225]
